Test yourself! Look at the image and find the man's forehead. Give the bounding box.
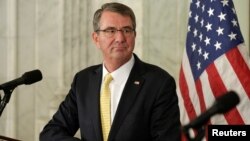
[99,11,133,28]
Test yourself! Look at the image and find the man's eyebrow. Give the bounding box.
[122,26,133,29]
[101,26,116,30]
[102,26,133,30]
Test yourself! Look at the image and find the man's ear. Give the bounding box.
[92,32,100,48]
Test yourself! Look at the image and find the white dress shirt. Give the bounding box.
[102,55,135,123]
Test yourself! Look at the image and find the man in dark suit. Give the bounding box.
[40,2,181,141]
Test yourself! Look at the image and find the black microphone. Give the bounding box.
[183,91,240,131]
[0,69,43,90]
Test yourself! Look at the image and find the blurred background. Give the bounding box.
[0,0,249,141]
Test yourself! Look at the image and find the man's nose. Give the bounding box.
[114,30,126,41]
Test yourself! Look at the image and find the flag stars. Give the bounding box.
[218,12,227,21]
[203,51,209,60]
[188,25,191,32]
[186,0,245,79]
[216,27,224,36]
[196,0,200,8]
[193,28,198,37]
[200,19,204,27]
[232,8,236,14]
[198,47,202,55]
[204,36,211,46]
[195,14,199,23]
[231,19,238,27]
[202,5,205,12]
[228,32,237,40]
[205,22,212,31]
[197,61,201,70]
[189,11,192,18]
[214,41,222,50]
[191,43,196,51]
[221,0,229,7]
[207,8,214,17]
[199,33,203,41]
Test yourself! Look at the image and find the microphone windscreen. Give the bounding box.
[22,69,43,85]
[215,91,240,114]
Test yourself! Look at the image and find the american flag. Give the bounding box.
[177,0,250,139]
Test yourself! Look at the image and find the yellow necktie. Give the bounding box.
[100,73,113,141]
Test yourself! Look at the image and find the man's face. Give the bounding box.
[92,11,136,64]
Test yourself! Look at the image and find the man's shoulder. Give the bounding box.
[76,64,102,76]
[137,59,171,76]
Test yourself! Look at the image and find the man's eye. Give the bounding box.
[124,29,130,33]
[124,28,133,33]
[106,29,116,33]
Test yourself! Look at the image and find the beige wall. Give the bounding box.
[234,0,250,51]
[0,0,249,141]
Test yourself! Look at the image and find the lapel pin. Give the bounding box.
[134,81,140,85]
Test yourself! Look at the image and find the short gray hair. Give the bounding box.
[93,2,136,31]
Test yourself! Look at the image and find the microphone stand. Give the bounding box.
[183,126,205,141]
[0,88,15,117]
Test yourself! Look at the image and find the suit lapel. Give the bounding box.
[87,66,103,141]
[109,56,145,140]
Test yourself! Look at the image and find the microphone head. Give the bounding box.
[22,69,43,85]
[215,91,240,114]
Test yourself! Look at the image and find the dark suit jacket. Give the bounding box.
[40,54,181,141]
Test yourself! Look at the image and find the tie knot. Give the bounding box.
[104,73,113,85]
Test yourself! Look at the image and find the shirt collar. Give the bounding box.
[102,55,135,84]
